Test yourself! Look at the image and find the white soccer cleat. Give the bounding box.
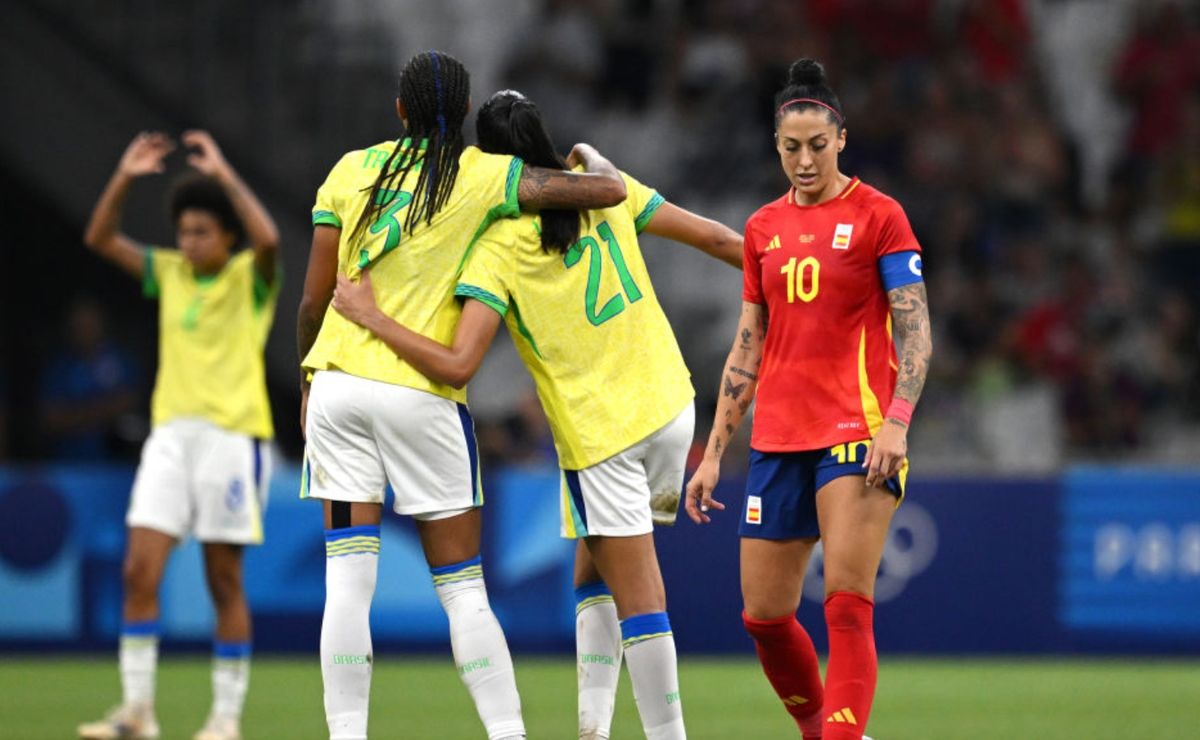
[77,703,160,739]
[193,714,241,740]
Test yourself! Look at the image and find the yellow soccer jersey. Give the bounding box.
[456,171,693,469]
[143,248,278,438]
[304,139,523,402]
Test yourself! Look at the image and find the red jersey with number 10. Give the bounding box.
[743,177,921,452]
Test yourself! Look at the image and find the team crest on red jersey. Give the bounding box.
[832,223,854,250]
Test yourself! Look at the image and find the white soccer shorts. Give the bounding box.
[560,402,695,538]
[127,417,272,545]
[302,370,482,518]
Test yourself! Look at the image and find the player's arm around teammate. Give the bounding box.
[296,145,625,434]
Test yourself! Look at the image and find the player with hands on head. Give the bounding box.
[297,53,629,740]
[77,129,280,740]
[330,88,742,740]
[685,59,932,740]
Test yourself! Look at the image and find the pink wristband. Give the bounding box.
[886,398,914,426]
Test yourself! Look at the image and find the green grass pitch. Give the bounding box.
[3,655,1198,738]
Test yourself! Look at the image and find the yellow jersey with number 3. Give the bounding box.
[303,139,524,402]
[144,248,278,438]
[455,171,693,469]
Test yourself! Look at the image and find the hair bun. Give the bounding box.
[788,59,826,87]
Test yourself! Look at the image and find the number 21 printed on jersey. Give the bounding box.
[564,220,643,326]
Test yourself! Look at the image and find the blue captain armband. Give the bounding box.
[879,251,923,292]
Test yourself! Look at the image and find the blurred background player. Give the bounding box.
[685,59,932,740]
[296,51,627,740]
[329,88,743,740]
[76,130,281,740]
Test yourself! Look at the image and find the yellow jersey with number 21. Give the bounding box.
[456,171,693,470]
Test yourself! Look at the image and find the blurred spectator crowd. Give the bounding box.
[492,0,1200,472]
[2,0,1197,473]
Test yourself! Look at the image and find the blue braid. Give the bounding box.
[430,51,447,138]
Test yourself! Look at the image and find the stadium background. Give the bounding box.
[1,0,1199,737]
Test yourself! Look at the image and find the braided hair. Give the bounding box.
[774,59,845,132]
[350,50,470,245]
[476,90,580,253]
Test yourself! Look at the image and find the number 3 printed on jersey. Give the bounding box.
[780,255,820,303]
[359,188,414,268]
[564,220,643,326]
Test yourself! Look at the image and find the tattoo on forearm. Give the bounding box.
[730,366,757,381]
[889,282,932,405]
[723,375,748,400]
[518,168,607,209]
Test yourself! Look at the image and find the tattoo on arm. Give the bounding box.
[517,168,613,210]
[723,375,748,400]
[888,282,933,406]
[730,366,758,381]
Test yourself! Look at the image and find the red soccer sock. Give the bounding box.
[822,592,877,740]
[742,611,824,739]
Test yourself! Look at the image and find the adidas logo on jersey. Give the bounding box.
[765,235,782,252]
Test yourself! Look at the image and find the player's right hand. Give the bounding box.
[119,131,174,177]
[685,459,724,525]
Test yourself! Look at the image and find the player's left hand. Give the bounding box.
[183,130,230,177]
[863,419,907,488]
[331,270,380,328]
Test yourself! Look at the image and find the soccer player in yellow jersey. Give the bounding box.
[331,90,742,740]
[77,130,280,740]
[296,52,627,740]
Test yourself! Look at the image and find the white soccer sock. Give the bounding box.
[322,526,380,740]
[432,555,525,740]
[119,621,159,708]
[621,612,685,740]
[575,582,622,739]
[211,642,251,720]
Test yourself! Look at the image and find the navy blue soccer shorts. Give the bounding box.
[738,439,906,540]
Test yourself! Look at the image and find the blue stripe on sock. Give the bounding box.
[620,611,671,642]
[215,641,252,659]
[122,620,159,637]
[430,554,482,576]
[325,525,381,543]
[574,581,611,605]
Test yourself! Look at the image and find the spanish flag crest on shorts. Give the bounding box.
[746,495,762,524]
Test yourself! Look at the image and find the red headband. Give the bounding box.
[777,97,843,124]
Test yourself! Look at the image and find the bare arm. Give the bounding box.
[183,130,280,283]
[684,301,767,523]
[331,271,502,389]
[83,132,175,279]
[297,226,339,379]
[516,144,626,211]
[642,201,743,269]
[862,281,933,486]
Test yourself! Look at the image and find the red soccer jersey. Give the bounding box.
[743,177,921,451]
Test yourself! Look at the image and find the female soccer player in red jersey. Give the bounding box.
[685,59,933,740]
